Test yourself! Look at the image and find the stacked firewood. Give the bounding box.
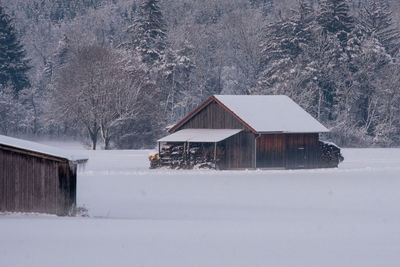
[159,143,186,168]
[150,143,217,169]
[319,141,344,168]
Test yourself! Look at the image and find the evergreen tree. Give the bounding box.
[128,0,167,69]
[359,0,400,57]
[257,0,315,91]
[317,0,355,46]
[0,5,30,95]
[0,85,29,134]
[249,0,275,16]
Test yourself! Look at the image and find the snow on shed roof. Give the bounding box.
[213,95,329,133]
[0,135,88,163]
[158,129,242,143]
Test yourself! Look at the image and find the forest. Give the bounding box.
[1,0,399,149]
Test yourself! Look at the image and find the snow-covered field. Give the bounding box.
[1,147,400,267]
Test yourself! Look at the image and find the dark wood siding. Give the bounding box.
[218,131,255,169]
[285,133,320,169]
[255,133,320,169]
[256,134,286,168]
[177,101,248,130]
[0,146,77,216]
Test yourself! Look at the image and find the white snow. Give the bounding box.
[0,135,88,162]
[158,128,242,143]
[214,95,329,133]
[1,147,400,267]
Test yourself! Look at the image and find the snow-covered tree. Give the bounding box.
[128,0,167,69]
[0,85,30,135]
[372,63,400,145]
[257,0,316,92]
[359,0,400,57]
[317,0,355,46]
[161,41,196,122]
[0,5,30,95]
[250,0,275,16]
[52,45,162,149]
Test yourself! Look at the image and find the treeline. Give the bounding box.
[0,0,399,148]
[255,0,400,146]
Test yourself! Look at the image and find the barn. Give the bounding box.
[0,135,88,216]
[154,95,342,170]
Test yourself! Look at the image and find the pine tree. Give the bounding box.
[359,0,400,56]
[257,0,315,91]
[249,0,275,16]
[317,0,355,45]
[0,5,30,95]
[128,0,167,69]
[294,0,316,50]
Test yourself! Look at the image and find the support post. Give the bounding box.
[214,142,217,169]
[187,142,190,167]
[183,142,187,167]
[255,134,261,169]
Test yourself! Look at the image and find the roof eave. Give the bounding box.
[257,129,330,134]
[69,158,89,165]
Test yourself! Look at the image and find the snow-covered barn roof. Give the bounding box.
[0,135,88,163]
[169,95,329,134]
[158,129,242,143]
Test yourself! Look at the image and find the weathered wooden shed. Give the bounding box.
[0,135,88,216]
[157,95,342,170]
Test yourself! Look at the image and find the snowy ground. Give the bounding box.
[1,147,400,267]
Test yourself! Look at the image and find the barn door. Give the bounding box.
[295,146,306,168]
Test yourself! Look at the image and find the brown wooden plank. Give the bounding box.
[256,134,286,168]
[178,101,248,131]
[285,133,319,169]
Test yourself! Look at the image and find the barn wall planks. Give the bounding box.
[285,133,320,169]
[177,101,248,131]
[256,134,286,168]
[255,133,320,169]
[0,146,77,215]
[219,131,256,169]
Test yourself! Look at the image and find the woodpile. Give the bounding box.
[150,143,218,169]
[319,141,344,168]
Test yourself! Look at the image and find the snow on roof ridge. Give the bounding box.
[0,134,88,163]
[213,94,329,133]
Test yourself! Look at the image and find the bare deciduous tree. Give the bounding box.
[52,46,149,149]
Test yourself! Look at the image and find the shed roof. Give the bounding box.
[0,135,88,163]
[170,95,329,133]
[158,129,242,143]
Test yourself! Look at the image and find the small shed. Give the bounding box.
[0,135,88,216]
[156,95,342,170]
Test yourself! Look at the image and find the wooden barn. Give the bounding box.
[0,135,88,216]
[154,95,342,170]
